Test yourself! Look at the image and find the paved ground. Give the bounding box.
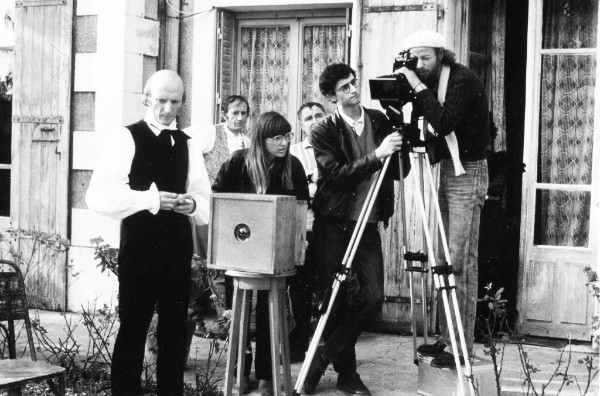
[25,311,600,395]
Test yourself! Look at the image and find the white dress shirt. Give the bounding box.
[337,104,365,136]
[290,138,318,196]
[290,138,318,231]
[86,109,211,225]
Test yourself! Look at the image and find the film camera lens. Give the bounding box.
[369,51,418,106]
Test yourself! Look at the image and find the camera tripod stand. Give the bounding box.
[389,103,476,396]
[403,148,476,396]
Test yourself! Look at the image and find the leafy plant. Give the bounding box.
[184,339,227,396]
[477,282,510,396]
[90,237,119,277]
[478,281,599,396]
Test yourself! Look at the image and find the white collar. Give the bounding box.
[144,109,177,136]
[223,123,246,137]
[301,138,312,149]
[337,105,364,129]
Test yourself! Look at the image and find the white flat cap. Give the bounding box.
[402,30,446,51]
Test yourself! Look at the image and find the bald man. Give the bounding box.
[86,70,211,395]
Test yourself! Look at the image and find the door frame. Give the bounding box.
[517,0,600,339]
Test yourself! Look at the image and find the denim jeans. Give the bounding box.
[437,159,488,356]
[313,218,384,374]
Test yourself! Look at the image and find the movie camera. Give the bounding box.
[368,51,423,146]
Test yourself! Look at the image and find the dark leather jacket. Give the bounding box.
[310,107,410,224]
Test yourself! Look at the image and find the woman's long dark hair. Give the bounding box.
[246,111,293,194]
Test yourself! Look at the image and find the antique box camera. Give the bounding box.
[208,193,308,275]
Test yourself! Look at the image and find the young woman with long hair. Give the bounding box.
[212,111,309,395]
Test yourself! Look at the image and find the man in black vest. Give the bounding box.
[86,70,211,395]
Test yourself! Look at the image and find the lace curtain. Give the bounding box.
[302,25,346,115]
[239,27,291,119]
[491,0,506,152]
[535,0,597,247]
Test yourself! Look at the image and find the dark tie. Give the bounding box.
[159,129,186,148]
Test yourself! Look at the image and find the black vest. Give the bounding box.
[118,120,192,263]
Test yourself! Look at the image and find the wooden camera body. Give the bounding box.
[208,193,308,275]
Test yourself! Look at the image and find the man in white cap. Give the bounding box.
[395,29,489,367]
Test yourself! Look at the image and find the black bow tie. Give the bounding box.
[159,129,188,147]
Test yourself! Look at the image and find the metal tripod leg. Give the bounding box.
[408,153,476,396]
[417,153,429,347]
[423,155,476,395]
[401,150,430,365]
[398,154,419,364]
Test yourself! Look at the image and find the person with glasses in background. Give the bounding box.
[288,102,326,363]
[212,111,309,396]
[303,63,410,396]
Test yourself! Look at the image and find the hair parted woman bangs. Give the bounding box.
[246,112,293,194]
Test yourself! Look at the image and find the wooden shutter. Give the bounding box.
[214,9,235,123]
[11,0,73,310]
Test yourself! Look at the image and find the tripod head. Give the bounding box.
[382,103,426,150]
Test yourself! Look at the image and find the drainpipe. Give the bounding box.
[350,0,364,74]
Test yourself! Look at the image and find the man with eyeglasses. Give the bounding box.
[303,63,409,396]
[288,102,326,363]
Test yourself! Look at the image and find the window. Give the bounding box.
[532,0,597,247]
[221,10,348,139]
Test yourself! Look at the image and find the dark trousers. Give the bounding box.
[287,233,317,356]
[112,253,191,396]
[313,218,384,374]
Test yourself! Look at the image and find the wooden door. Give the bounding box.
[10,0,73,310]
[361,3,442,333]
[518,0,599,340]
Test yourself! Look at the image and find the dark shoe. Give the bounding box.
[193,321,208,337]
[303,347,329,395]
[416,340,447,357]
[430,352,465,368]
[289,350,306,364]
[233,376,255,394]
[336,372,371,396]
[258,379,274,396]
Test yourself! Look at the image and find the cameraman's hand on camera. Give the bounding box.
[394,67,423,92]
[375,132,404,160]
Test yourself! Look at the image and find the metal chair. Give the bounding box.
[0,259,66,396]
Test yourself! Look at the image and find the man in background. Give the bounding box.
[199,95,251,185]
[288,101,326,362]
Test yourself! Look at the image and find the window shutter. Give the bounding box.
[11,0,73,310]
[215,10,235,123]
